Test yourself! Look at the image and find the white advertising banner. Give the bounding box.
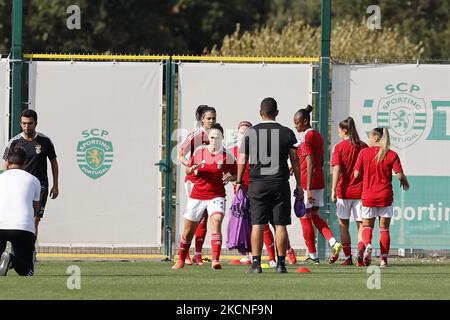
[0,59,9,161]
[331,64,450,249]
[28,61,163,247]
[331,64,450,176]
[177,62,313,249]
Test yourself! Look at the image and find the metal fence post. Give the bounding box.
[11,0,23,138]
[163,58,175,260]
[318,0,332,259]
[314,65,320,130]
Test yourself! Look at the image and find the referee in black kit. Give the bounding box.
[2,110,59,244]
[235,97,302,273]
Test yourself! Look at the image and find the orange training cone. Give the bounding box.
[295,267,311,273]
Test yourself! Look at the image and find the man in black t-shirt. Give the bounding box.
[236,97,303,274]
[2,110,59,241]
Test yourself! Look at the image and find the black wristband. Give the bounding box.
[235,181,243,184]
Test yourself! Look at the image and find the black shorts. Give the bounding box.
[0,229,36,276]
[248,180,291,226]
[38,181,49,219]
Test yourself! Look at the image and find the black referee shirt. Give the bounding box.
[3,132,57,184]
[240,121,297,183]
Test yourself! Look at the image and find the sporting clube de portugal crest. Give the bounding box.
[361,83,433,150]
[77,129,113,179]
[376,84,427,149]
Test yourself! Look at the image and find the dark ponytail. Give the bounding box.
[339,117,361,147]
[294,104,313,122]
[210,123,224,136]
[195,105,216,121]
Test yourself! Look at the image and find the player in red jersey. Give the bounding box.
[173,124,237,270]
[354,128,409,268]
[331,117,368,266]
[229,121,297,267]
[294,105,342,264]
[229,121,253,194]
[178,105,216,266]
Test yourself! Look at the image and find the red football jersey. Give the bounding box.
[229,144,250,193]
[331,139,368,199]
[189,146,237,200]
[179,127,209,183]
[298,129,325,190]
[354,146,403,207]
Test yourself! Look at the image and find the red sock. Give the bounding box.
[380,228,390,260]
[263,224,276,261]
[362,227,373,247]
[287,240,293,251]
[311,213,333,241]
[178,236,191,262]
[195,217,207,254]
[300,217,316,254]
[357,241,365,251]
[211,233,222,262]
[342,243,351,257]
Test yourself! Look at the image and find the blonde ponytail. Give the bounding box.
[375,128,390,163]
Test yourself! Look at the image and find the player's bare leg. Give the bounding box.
[34,216,40,240]
[274,225,288,273]
[248,224,264,273]
[33,215,40,264]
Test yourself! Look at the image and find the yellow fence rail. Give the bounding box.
[23,53,319,63]
[23,53,170,61]
[172,55,319,63]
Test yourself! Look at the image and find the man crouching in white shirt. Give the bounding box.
[0,147,41,276]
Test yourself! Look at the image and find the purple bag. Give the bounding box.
[293,188,306,217]
[294,197,306,217]
[226,187,251,255]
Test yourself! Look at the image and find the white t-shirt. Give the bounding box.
[0,169,41,234]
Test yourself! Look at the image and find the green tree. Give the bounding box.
[268,0,450,60]
[0,0,12,55]
[0,0,271,55]
[209,19,423,60]
[23,0,186,54]
[0,0,186,54]
[1,0,447,59]
[269,0,322,27]
[173,0,271,54]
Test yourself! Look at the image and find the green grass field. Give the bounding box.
[1,259,449,300]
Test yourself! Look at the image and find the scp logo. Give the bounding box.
[362,83,450,149]
[77,129,114,179]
